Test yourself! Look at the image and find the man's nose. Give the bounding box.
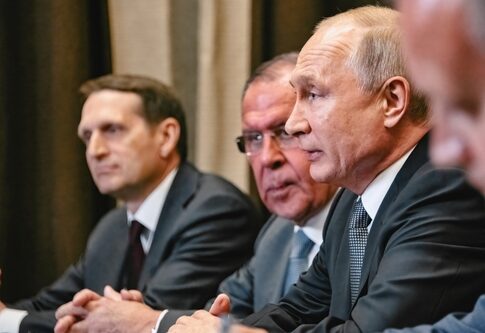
[86,132,108,159]
[259,135,285,169]
[285,102,309,137]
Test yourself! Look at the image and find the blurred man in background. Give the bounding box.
[381,0,485,331]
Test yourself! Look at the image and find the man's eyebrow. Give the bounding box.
[78,128,90,140]
[243,122,287,134]
[290,73,317,88]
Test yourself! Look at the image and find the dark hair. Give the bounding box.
[80,74,188,161]
[242,52,298,99]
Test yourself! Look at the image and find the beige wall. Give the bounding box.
[108,0,251,192]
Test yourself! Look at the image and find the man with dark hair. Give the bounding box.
[168,6,485,333]
[0,74,262,333]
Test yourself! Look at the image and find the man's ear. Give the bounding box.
[380,76,410,128]
[157,117,180,158]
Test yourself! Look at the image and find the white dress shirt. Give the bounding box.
[294,194,335,266]
[361,148,414,231]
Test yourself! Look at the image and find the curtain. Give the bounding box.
[0,0,114,302]
[108,0,252,192]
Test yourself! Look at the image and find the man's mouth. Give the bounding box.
[305,150,323,162]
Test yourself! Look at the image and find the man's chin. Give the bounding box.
[95,183,121,196]
[309,165,330,184]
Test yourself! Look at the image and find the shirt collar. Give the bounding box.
[361,147,414,220]
[127,168,178,233]
[295,193,336,246]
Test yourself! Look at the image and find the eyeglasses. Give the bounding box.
[235,126,299,156]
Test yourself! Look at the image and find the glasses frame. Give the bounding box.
[235,126,298,156]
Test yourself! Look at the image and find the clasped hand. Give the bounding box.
[54,286,158,333]
[167,293,267,333]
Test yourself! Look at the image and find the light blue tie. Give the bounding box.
[283,229,314,293]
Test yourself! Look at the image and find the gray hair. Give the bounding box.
[316,6,427,123]
[242,52,298,99]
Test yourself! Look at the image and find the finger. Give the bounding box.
[54,315,78,333]
[56,302,88,320]
[209,293,231,315]
[175,314,200,326]
[120,289,143,302]
[72,289,102,307]
[103,285,122,301]
[229,325,268,333]
[70,319,89,333]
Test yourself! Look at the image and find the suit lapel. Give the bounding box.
[257,217,294,306]
[356,135,430,305]
[330,190,357,315]
[137,162,199,289]
[88,209,130,292]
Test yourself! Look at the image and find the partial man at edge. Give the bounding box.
[383,0,485,332]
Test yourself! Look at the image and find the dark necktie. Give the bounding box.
[127,220,146,289]
[283,229,314,293]
[348,197,371,304]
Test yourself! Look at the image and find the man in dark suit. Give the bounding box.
[153,53,338,331]
[0,74,262,332]
[380,1,485,332]
[167,6,485,333]
[52,53,337,333]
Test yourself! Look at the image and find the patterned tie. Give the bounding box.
[348,197,371,305]
[127,220,146,289]
[283,229,314,293]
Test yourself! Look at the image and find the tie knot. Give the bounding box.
[129,220,145,243]
[349,198,371,229]
[291,230,314,258]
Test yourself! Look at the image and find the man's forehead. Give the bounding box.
[242,105,291,131]
[79,93,143,127]
[292,24,360,82]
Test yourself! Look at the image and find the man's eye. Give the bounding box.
[105,124,123,134]
[245,133,263,143]
[108,125,119,133]
[80,132,91,144]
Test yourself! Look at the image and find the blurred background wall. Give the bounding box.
[0,0,390,302]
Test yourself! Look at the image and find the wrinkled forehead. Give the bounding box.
[304,20,361,55]
[242,80,295,130]
[291,23,362,85]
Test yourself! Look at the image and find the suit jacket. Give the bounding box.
[219,215,295,317]
[383,295,485,333]
[243,136,485,332]
[12,162,263,332]
[158,216,295,332]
